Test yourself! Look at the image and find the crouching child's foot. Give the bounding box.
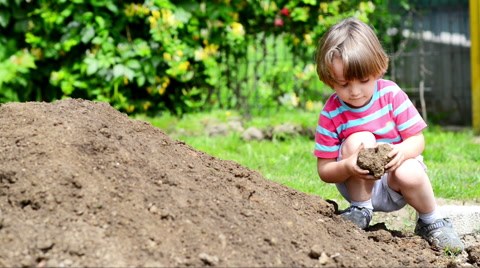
[339,206,372,230]
[415,218,464,254]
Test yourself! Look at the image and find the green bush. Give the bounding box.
[0,0,403,115]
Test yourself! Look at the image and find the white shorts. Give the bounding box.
[336,149,428,212]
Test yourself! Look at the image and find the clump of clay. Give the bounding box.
[357,144,393,178]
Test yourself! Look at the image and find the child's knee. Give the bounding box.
[342,132,376,156]
[392,159,428,186]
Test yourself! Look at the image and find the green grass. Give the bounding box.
[137,110,480,203]
[422,126,480,201]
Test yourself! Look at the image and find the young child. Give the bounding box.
[313,17,464,252]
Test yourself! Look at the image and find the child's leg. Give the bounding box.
[387,159,436,214]
[341,131,377,202]
[336,132,378,230]
[388,158,464,252]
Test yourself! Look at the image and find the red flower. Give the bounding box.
[280,7,290,17]
[274,18,284,26]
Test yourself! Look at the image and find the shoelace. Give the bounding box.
[421,218,450,232]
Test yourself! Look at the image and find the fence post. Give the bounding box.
[471,0,480,134]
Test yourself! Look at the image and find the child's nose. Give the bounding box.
[350,85,361,96]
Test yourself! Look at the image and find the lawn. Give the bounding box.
[137,110,480,204]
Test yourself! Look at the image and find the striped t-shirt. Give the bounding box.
[314,79,427,159]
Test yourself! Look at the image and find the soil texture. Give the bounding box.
[0,99,478,267]
[357,144,393,178]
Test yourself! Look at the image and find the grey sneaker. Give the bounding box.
[415,218,464,253]
[339,206,372,230]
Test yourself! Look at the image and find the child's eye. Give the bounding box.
[340,83,348,87]
[361,79,370,83]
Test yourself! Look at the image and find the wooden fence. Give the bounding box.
[388,0,472,126]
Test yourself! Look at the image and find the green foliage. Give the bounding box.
[0,0,405,115]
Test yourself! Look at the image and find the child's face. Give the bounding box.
[331,56,377,108]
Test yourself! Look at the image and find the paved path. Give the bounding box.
[437,205,480,236]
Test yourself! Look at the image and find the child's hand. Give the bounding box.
[349,143,380,180]
[384,144,405,173]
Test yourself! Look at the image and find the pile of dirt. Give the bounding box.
[0,99,477,267]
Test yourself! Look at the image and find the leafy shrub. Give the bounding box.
[0,0,402,115]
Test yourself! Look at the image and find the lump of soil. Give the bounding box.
[0,99,472,267]
[357,144,393,178]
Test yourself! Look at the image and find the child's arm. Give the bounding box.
[317,144,375,183]
[385,131,425,173]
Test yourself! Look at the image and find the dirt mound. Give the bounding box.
[0,99,475,267]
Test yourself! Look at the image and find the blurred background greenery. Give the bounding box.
[0,0,405,116]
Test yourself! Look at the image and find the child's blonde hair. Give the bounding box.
[315,17,389,88]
